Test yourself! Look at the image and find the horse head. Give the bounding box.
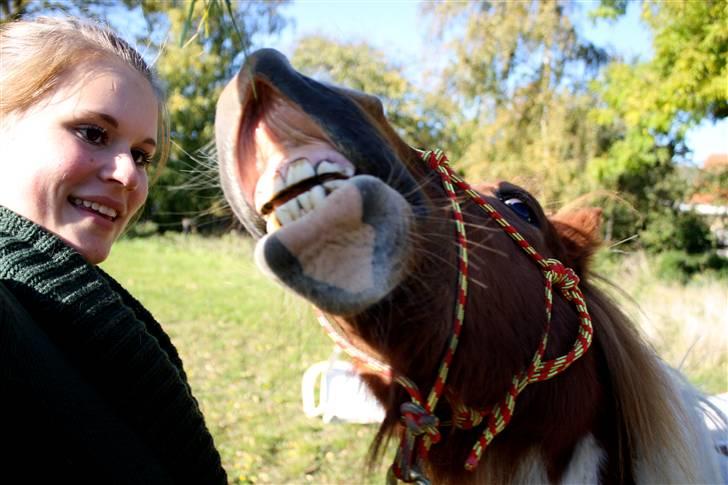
[215,49,722,484]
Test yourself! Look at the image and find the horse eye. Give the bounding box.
[503,197,537,225]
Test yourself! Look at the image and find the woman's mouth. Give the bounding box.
[69,197,119,221]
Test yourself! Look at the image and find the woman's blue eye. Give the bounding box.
[504,197,536,224]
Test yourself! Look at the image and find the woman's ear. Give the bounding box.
[549,207,603,272]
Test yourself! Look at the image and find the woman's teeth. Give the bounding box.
[72,198,118,219]
[260,158,353,234]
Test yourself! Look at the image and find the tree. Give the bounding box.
[589,0,726,249]
[126,0,289,232]
[421,1,611,208]
[290,35,453,152]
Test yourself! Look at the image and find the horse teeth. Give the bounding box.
[266,214,281,234]
[316,160,354,177]
[277,198,300,224]
[297,190,313,213]
[310,185,326,209]
[316,160,341,176]
[259,157,354,225]
[286,158,315,186]
[255,173,285,213]
[275,204,292,226]
[272,174,285,195]
[323,180,345,193]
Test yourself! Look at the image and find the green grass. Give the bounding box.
[102,234,389,484]
[102,235,727,483]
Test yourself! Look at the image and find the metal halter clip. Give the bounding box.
[387,463,431,485]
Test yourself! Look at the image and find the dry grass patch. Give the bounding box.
[596,251,727,394]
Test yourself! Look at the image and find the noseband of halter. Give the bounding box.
[317,149,594,484]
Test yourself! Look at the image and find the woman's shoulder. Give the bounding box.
[0,279,32,322]
[0,279,47,352]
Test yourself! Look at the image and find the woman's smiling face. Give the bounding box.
[0,58,158,264]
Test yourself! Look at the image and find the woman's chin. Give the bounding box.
[61,232,114,265]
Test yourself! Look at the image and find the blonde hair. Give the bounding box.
[0,16,170,171]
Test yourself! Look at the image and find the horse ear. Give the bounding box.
[549,208,603,270]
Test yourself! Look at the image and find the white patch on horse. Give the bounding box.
[633,368,726,484]
[561,434,605,484]
[509,448,549,483]
[504,434,604,484]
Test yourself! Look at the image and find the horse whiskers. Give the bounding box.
[398,235,494,296]
[404,233,508,293]
[408,229,509,261]
[414,213,505,233]
[395,169,440,199]
[464,238,510,259]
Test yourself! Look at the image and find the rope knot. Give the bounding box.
[544,259,579,295]
[448,393,487,429]
[401,402,441,445]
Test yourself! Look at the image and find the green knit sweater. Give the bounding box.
[0,206,227,484]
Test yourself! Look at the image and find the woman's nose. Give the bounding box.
[102,150,143,191]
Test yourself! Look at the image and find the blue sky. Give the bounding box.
[263,0,726,166]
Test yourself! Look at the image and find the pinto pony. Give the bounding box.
[215,49,725,484]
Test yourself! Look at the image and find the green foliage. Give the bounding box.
[645,0,728,123]
[129,0,289,231]
[421,1,612,206]
[587,0,628,21]
[594,0,727,132]
[654,250,728,283]
[591,0,727,247]
[641,210,715,255]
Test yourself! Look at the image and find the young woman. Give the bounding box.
[0,17,226,483]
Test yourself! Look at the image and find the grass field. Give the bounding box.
[101,234,727,484]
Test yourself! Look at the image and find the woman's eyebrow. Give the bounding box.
[80,110,157,147]
[78,110,118,128]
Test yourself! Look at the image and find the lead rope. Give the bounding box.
[316,149,594,484]
[315,311,393,378]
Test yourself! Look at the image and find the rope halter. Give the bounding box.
[317,149,594,484]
